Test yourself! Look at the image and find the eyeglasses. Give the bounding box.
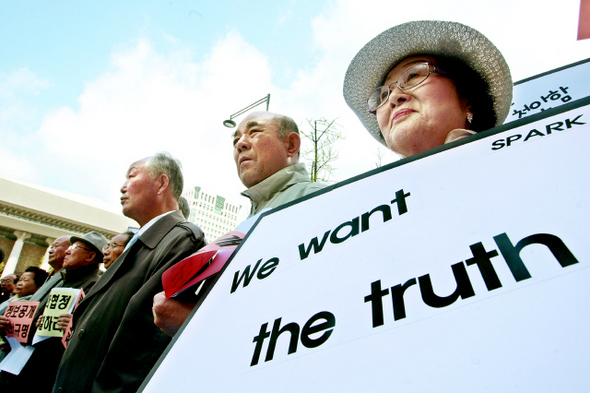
[70,244,93,252]
[103,242,125,252]
[367,62,447,113]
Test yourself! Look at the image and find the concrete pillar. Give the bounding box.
[2,231,31,276]
[39,237,55,272]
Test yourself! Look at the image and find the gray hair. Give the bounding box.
[145,152,184,201]
[179,196,190,219]
[274,114,299,138]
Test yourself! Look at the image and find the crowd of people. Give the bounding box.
[0,19,512,392]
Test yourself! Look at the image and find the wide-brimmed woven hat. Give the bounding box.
[343,20,513,146]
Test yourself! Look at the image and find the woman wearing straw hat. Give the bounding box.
[344,20,513,158]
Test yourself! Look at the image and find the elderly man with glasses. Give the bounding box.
[102,231,134,270]
[0,231,107,391]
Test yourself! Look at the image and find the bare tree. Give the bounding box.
[375,147,387,168]
[300,118,343,183]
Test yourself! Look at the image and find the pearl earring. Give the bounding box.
[466,112,473,124]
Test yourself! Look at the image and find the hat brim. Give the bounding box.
[70,236,102,255]
[343,20,513,147]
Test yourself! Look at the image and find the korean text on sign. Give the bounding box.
[36,288,81,338]
[2,301,39,344]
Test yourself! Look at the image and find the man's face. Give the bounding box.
[120,159,160,223]
[63,241,97,269]
[102,233,130,269]
[0,275,16,293]
[14,272,38,297]
[48,236,71,270]
[233,113,291,188]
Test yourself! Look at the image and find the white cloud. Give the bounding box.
[0,67,51,99]
[0,146,38,182]
[6,0,590,211]
[0,68,51,184]
[33,31,273,209]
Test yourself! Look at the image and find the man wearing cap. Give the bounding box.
[53,152,206,393]
[0,231,107,391]
[152,111,327,337]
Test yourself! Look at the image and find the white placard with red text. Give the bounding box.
[143,96,590,392]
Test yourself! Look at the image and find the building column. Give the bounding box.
[39,237,55,272]
[2,231,31,276]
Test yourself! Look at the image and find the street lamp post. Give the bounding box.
[222,94,271,128]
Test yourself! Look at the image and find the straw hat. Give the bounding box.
[343,20,513,146]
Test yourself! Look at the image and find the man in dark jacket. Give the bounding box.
[53,152,205,393]
[0,231,107,391]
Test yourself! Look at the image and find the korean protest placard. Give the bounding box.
[35,288,82,338]
[2,301,40,344]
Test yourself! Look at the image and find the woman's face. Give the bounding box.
[14,272,38,297]
[376,56,470,157]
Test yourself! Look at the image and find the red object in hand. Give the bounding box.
[162,231,245,298]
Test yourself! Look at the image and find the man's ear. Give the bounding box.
[86,251,96,263]
[156,174,170,195]
[285,133,301,158]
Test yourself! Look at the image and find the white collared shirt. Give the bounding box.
[124,210,176,252]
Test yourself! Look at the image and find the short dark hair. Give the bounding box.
[435,56,496,132]
[145,152,184,201]
[24,266,49,288]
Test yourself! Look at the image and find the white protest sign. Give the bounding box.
[509,57,590,122]
[143,98,590,392]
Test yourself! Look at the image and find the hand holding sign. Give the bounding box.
[155,230,247,337]
[152,292,196,337]
[0,315,11,336]
[56,313,73,331]
[35,288,82,339]
[2,301,39,344]
[162,231,245,299]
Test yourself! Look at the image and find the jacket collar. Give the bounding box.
[82,210,186,299]
[60,263,100,284]
[138,210,186,250]
[241,163,309,207]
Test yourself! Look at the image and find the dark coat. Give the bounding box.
[53,211,205,393]
[0,264,101,392]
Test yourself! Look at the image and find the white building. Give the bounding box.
[0,176,136,276]
[182,186,244,242]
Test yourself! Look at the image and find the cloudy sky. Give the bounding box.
[1,0,588,216]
